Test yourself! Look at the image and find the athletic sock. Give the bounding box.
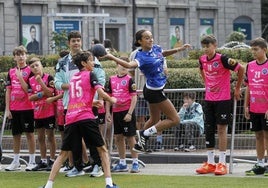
[119,159,126,166]
[105,177,113,187]
[207,150,215,164]
[14,154,20,164]
[144,126,157,136]
[132,158,138,164]
[44,180,53,188]
[29,154,35,164]
[257,158,265,167]
[219,151,226,164]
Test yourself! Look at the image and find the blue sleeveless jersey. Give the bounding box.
[135,45,166,90]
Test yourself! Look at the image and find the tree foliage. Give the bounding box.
[226,31,246,43]
[50,30,69,54]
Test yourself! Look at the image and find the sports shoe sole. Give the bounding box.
[5,164,21,171]
[90,171,104,177]
[5,167,21,171]
[112,168,129,172]
[65,171,85,177]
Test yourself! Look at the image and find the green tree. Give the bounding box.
[50,30,69,54]
[226,31,246,43]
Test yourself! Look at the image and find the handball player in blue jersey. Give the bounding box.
[104,29,191,152]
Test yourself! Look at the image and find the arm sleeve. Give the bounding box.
[221,54,239,71]
[105,77,112,94]
[198,58,203,70]
[244,63,249,85]
[5,72,11,88]
[54,59,65,90]
[90,72,102,89]
[128,78,137,94]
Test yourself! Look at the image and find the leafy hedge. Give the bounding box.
[0,48,255,72]
[188,48,255,62]
[0,54,60,72]
[0,48,252,111]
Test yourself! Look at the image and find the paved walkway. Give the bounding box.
[0,163,257,178]
[140,163,255,177]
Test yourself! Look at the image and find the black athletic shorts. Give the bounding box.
[10,110,34,135]
[113,110,136,136]
[204,100,232,126]
[143,85,167,104]
[61,119,105,151]
[249,112,268,132]
[35,116,56,129]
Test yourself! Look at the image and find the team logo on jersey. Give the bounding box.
[132,83,136,91]
[228,58,236,66]
[36,85,41,91]
[262,68,268,75]
[121,80,127,86]
[212,61,219,68]
[22,71,28,77]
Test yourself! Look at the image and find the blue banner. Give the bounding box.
[233,23,251,40]
[54,20,80,33]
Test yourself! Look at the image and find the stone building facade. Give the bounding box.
[0,0,262,55]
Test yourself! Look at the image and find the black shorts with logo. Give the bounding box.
[10,110,34,135]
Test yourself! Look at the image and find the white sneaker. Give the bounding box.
[90,164,104,177]
[65,167,85,177]
[184,145,196,152]
[5,162,21,171]
[59,165,73,173]
[25,163,37,171]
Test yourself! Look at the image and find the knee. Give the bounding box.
[171,116,180,126]
[47,136,56,144]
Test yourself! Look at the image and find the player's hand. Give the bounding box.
[100,53,113,60]
[93,100,104,108]
[183,102,189,109]
[105,113,112,123]
[15,67,22,79]
[124,113,131,122]
[6,110,12,119]
[234,88,241,100]
[110,97,117,104]
[244,107,250,120]
[180,44,191,51]
[35,75,42,83]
